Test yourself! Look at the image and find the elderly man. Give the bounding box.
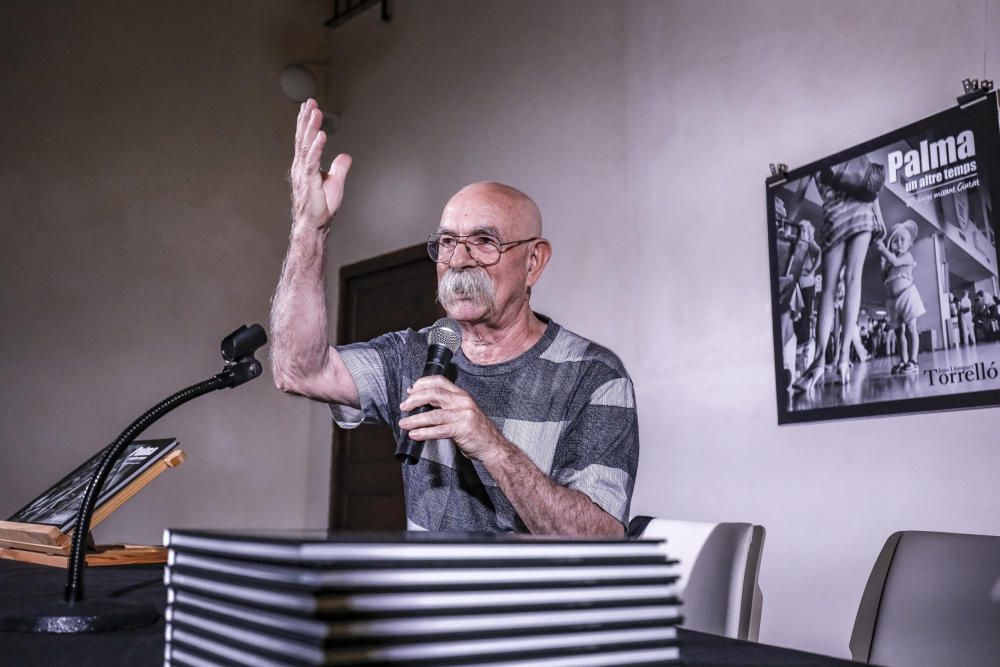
[271,100,637,536]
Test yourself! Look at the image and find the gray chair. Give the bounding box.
[628,516,766,640]
[851,530,1000,666]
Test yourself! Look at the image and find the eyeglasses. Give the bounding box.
[426,232,539,267]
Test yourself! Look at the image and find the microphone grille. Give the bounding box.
[428,317,462,352]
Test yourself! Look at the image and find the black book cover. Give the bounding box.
[167,588,682,643]
[165,638,681,667]
[166,607,680,666]
[165,569,681,618]
[163,529,672,567]
[165,549,679,593]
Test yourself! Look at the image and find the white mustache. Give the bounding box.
[437,268,495,310]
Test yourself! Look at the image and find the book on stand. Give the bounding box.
[0,438,183,567]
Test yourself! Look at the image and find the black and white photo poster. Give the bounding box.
[767,92,1000,424]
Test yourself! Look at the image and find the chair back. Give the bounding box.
[851,530,1000,666]
[628,516,765,640]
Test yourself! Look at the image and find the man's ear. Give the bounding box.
[525,239,552,287]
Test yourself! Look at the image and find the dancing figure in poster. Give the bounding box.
[874,220,925,375]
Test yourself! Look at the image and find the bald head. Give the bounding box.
[434,181,551,325]
[442,181,542,240]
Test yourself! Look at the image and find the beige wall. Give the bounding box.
[4,0,1000,659]
[0,1,334,542]
[321,0,1000,657]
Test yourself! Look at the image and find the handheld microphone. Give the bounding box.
[396,317,462,465]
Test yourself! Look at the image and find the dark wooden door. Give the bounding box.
[329,244,442,530]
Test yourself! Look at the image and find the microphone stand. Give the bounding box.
[0,324,266,633]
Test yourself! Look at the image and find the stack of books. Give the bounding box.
[163,530,682,666]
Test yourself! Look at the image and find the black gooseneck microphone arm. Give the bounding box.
[64,325,266,603]
[64,376,225,602]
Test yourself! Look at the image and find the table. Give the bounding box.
[0,559,860,666]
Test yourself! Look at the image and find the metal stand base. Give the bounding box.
[0,597,158,633]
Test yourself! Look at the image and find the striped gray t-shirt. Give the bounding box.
[330,319,638,532]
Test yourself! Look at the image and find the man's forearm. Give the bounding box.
[483,440,624,537]
[270,225,332,391]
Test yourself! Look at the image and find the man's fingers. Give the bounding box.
[303,130,326,175]
[294,100,315,153]
[408,375,462,393]
[400,383,468,412]
[399,409,460,441]
[400,387,447,412]
[299,109,318,156]
[294,101,306,146]
[401,376,469,412]
[299,108,322,159]
[399,407,454,430]
[406,425,452,442]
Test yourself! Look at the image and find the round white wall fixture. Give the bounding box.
[279,64,317,102]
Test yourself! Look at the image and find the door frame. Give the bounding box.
[328,243,432,529]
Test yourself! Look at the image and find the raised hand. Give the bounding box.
[290,99,352,230]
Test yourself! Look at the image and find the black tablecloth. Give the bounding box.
[0,559,860,666]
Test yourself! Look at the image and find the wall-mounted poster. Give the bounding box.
[767,92,1000,424]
